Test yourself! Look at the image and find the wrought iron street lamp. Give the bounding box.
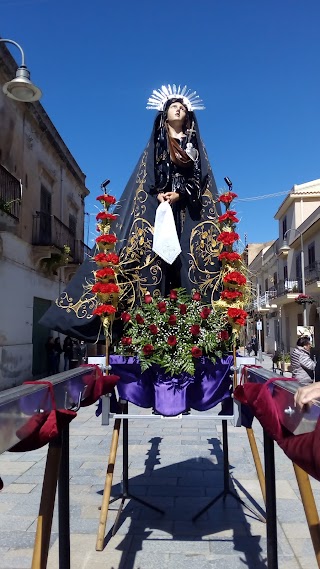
[279,228,307,327]
[0,38,42,102]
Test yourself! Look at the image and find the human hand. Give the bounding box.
[157,193,166,203]
[294,384,320,409]
[163,192,180,205]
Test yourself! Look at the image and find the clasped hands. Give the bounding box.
[157,191,180,205]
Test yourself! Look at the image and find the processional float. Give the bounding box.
[35,85,320,568]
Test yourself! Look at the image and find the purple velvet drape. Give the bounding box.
[109,355,233,416]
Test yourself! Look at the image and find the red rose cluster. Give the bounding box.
[118,289,223,374]
[92,188,120,324]
[217,187,247,329]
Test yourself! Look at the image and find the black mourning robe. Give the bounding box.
[40,113,222,342]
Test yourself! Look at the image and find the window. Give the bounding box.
[39,185,52,244]
[69,214,77,236]
[273,272,278,287]
[308,242,315,268]
[265,278,268,292]
[297,313,303,327]
[282,217,287,240]
[284,264,288,281]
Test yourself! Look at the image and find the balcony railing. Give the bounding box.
[253,290,277,309]
[0,164,21,219]
[32,211,90,265]
[305,262,320,284]
[32,212,75,254]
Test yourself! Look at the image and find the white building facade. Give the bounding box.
[0,42,89,388]
[247,179,320,358]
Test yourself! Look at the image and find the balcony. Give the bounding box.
[305,262,320,284]
[252,290,278,310]
[32,212,75,253]
[0,164,21,229]
[32,212,90,269]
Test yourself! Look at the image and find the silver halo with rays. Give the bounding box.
[146,84,205,111]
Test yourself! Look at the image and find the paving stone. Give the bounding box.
[0,355,319,568]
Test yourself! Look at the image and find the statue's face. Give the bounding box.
[167,101,187,123]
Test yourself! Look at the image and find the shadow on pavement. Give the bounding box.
[96,435,267,568]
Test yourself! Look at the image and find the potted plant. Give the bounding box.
[295,294,315,305]
[281,352,291,373]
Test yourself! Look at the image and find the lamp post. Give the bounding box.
[279,228,306,327]
[0,38,42,102]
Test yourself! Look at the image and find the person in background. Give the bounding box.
[45,336,55,375]
[250,335,258,357]
[53,337,62,374]
[70,338,82,369]
[290,336,316,385]
[63,335,73,371]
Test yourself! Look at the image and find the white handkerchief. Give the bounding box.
[152,201,181,265]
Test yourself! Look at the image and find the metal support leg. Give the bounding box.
[193,421,265,522]
[263,430,278,569]
[58,426,70,569]
[111,401,164,537]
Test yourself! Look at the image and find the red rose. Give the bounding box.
[149,324,159,335]
[96,212,117,222]
[121,312,131,323]
[144,294,153,304]
[190,324,200,336]
[227,308,248,326]
[217,231,240,246]
[168,314,177,325]
[219,330,229,341]
[93,304,116,316]
[218,252,242,262]
[223,271,247,286]
[169,289,178,300]
[157,301,167,314]
[96,234,117,244]
[94,253,119,265]
[218,191,238,204]
[167,335,177,347]
[191,346,202,358]
[179,303,187,315]
[96,194,117,205]
[200,307,211,319]
[121,337,132,346]
[136,314,144,325]
[192,292,201,301]
[143,344,154,356]
[96,267,115,279]
[218,211,239,224]
[220,290,243,300]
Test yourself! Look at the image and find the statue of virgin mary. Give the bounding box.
[40,85,222,341]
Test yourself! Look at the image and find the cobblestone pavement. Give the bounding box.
[0,354,318,568]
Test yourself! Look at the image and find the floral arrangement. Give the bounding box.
[295,294,315,305]
[91,191,120,334]
[215,190,249,329]
[119,288,232,376]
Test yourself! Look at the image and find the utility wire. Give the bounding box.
[237,190,289,202]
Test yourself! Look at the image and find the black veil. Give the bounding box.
[40,111,222,342]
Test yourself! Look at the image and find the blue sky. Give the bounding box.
[1,0,319,248]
